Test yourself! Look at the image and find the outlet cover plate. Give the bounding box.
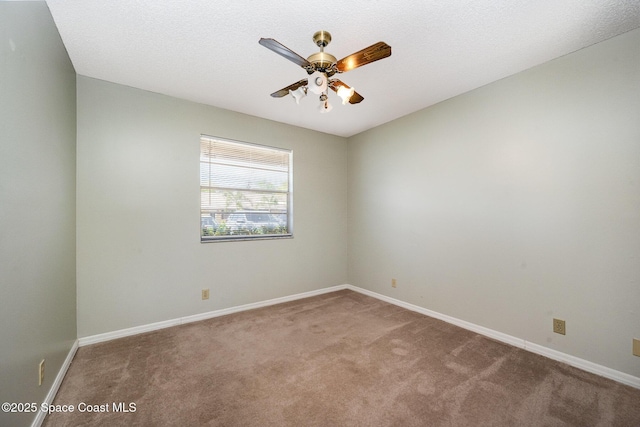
[633,338,640,357]
[553,318,566,335]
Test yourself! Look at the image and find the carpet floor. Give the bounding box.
[44,290,640,426]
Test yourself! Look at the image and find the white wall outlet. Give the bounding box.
[202,289,210,300]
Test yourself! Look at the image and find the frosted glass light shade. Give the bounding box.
[289,87,307,104]
[319,99,333,113]
[337,85,355,104]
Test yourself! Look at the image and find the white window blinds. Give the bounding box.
[200,135,292,241]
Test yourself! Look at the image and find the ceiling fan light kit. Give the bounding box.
[259,31,391,113]
[307,71,327,95]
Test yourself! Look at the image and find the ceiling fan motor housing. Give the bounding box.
[307,30,337,74]
[307,51,337,73]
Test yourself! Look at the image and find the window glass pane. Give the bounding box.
[200,136,292,241]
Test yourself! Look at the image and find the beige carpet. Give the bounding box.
[44,290,640,426]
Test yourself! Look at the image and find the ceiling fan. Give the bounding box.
[259,31,391,113]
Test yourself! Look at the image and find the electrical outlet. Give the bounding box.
[633,338,640,357]
[38,359,45,386]
[553,318,566,335]
[391,278,397,288]
[202,289,210,300]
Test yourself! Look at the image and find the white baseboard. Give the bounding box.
[78,285,348,346]
[347,285,526,349]
[31,340,78,427]
[344,284,640,390]
[76,283,639,390]
[523,341,640,389]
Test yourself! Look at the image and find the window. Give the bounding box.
[200,135,292,241]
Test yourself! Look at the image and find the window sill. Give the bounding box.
[200,234,293,243]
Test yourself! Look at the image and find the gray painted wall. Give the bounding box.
[76,76,348,337]
[348,29,640,377]
[0,3,77,427]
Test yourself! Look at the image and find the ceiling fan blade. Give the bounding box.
[270,79,308,98]
[348,91,364,104]
[329,79,364,104]
[259,38,312,69]
[336,41,391,73]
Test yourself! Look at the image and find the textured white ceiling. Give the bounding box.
[45,0,640,137]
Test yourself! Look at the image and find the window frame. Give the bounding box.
[199,135,293,243]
